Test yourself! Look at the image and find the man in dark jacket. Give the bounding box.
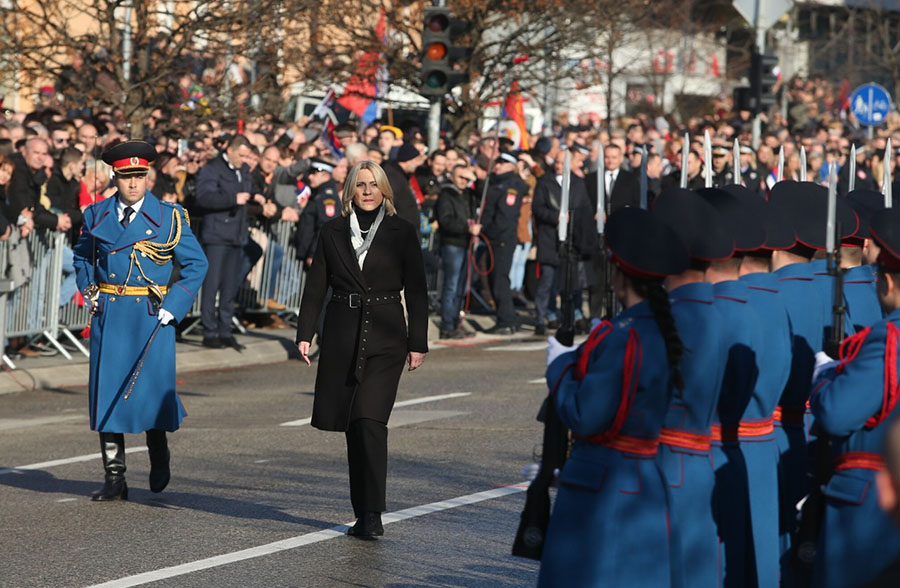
[532,151,595,335]
[7,137,49,228]
[435,164,479,339]
[383,142,423,237]
[482,151,529,334]
[43,147,84,306]
[195,134,255,350]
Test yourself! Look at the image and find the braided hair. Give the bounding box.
[632,277,685,393]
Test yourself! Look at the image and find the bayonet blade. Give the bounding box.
[733,139,742,186]
[639,145,648,209]
[559,150,571,243]
[596,142,606,234]
[849,144,857,192]
[703,130,712,188]
[826,162,837,254]
[884,138,893,208]
[800,146,807,182]
[777,145,784,183]
[680,132,689,189]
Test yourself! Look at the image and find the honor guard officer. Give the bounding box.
[73,140,208,501]
[538,207,688,588]
[843,189,886,332]
[810,206,900,588]
[296,158,339,268]
[651,188,731,588]
[699,187,785,587]
[482,150,529,334]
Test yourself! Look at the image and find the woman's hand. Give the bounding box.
[298,341,311,366]
[407,351,426,371]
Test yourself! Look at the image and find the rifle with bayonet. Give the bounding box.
[795,162,842,569]
[512,150,574,560]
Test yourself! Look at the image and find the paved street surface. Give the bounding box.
[1,339,551,587]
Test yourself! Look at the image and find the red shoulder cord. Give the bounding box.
[591,328,643,444]
[837,327,872,375]
[575,320,613,381]
[867,322,900,428]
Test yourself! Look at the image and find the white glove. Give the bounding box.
[812,350,839,383]
[546,335,577,367]
[158,308,175,326]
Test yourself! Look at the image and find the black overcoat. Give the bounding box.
[295,212,429,431]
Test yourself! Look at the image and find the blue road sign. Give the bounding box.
[850,83,892,126]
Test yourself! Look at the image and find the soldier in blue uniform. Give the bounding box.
[73,140,208,501]
[651,188,731,588]
[810,206,900,588]
[699,187,785,587]
[296,158,340,268]
[538,207,689,587]
[842,189,885,333]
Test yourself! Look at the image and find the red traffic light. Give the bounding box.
[425,42,447,61]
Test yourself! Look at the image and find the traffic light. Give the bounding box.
[751,49,779,111]
[420,7,470,98]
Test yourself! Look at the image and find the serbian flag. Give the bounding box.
[337,10,386,123]
[502,81,529,150]
[323,119,344,159]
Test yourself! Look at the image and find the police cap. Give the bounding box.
[697,188,766,252]
[723,184,796,250]
[101,140,156,176]
[651,188,734,262]
[606,207,689,279]
[309,157,335,174]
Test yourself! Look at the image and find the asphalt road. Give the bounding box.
[0,339,551,587]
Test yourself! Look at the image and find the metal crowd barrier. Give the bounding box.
[182,220,307,335]
[2,229,88,368]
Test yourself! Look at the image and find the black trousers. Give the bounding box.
[490,239,517,327]
[201,244,243,339]
[345,418,387,517]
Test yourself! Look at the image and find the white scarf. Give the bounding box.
[349,206,385,269]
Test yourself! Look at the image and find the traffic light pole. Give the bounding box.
[427,99,441,153]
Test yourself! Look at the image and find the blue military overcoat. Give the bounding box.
[843,264,882,333]
[659,282,725,588]
[539,302,674,588]
[710,279,780,587]
[73,193,208,434]
[810,308,900,588]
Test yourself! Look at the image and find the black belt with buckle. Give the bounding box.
[332,290,401,309]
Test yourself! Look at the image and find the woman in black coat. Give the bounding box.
[296,160,428,538]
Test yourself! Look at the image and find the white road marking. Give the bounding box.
[83,484,528,588]
[0,447,148,476]
[387,410,468,428]
[528,378,545,384]
[0,415,85,432]
[486,343,547,352]
[56,498,78,503]
[278,392,472,427]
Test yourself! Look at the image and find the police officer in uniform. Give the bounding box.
[482,151,529,334]
[73,140,208,501]
[296,158,339,267]
[710,145,735,187]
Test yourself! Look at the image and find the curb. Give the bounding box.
[0,313,541,396]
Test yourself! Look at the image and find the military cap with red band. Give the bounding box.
[101,140,157,175]
[869,207,900,272]
[606,207,689,280]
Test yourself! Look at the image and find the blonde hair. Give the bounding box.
[341,161,397,216]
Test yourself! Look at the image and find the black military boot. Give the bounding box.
[92,433,127,501]
[146,429,171,493]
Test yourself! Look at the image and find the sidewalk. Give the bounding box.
[0,313,545,396]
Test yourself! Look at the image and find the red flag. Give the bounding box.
[503,81,530,150]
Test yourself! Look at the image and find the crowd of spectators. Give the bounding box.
[2,72,898,355]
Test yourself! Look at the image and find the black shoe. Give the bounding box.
[221,337,246,352]
[484,324,515,335]
[439,328,465,340]
[146,430,170,494]
[91,475,128,501]
[347,512,384,538]
[202,337,224,349]
[534,324,547,336]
